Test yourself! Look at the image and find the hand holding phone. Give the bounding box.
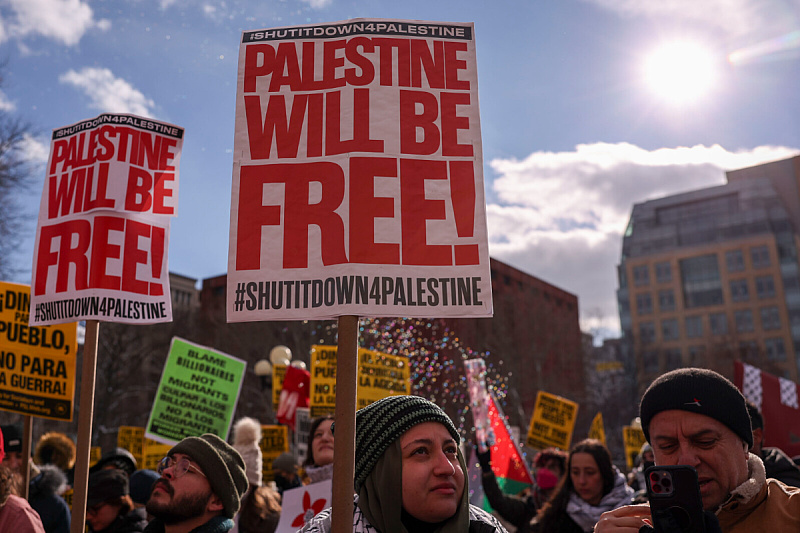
[645,465,706,533]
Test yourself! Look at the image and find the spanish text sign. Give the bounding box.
[31,113,184,326]
[526,391,578,450]
[0,281,77,420]
[228,19,493,321]
[146,337,246,444]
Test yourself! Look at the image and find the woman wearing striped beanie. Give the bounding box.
[299,395,508,533]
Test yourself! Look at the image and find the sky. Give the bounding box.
[2,0,799,340]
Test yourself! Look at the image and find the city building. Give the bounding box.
[617,155,800,394]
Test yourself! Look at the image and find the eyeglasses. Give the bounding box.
[157,456,207,479]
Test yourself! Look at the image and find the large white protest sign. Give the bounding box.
[31,113,183,326]
[228,19,493,321]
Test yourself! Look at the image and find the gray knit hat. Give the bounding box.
[169,434,248,518]
[640,367,752,447]
[350,395,459,493]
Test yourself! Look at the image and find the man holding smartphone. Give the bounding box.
[595,368,800,533]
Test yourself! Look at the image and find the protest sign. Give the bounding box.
[294,407,311,462]
[271,364,287,410]
[464,358,495,451]
[117,425,145,466]
[623,425,646,470]
[260,424,289,483]
[30,113,183,326]
[275,479,331,533]
[526,391,578,450]
[309,345,410,415]
[589,412,606,446]
[228,18,493,322]
[0,281,77,420]
[146,337,246,444]
[144,437,172,470]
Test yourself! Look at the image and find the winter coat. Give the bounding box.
[90,508,148,533]
[0,494,46,533]
[480,470,537,533]
[761,447,800,488]
[28,464,71,533]
[298,495,508,533]
[529,513,583,533]
[143,516,234,533]
[716,453,800,533]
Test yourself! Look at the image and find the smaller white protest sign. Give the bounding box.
[275,479,331,533]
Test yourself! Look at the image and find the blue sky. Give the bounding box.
[2,0,799,338]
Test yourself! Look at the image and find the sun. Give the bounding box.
[643,41,717,106]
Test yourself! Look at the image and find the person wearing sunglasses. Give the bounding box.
[143,434,248,533]
[86,469,146,533]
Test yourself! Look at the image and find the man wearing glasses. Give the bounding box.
[144,434,248,533]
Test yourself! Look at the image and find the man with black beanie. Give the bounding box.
[143,434,248,533]
[595,368,800,533]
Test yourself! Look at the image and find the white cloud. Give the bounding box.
[486,143,800,336]
[59,67,156,117]
[18,133,48,165]
[2,0,110,46]
[0,90,16,112]
[299,0,333,9]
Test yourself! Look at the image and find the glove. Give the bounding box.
[476,445,492,473]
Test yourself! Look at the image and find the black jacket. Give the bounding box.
[28,465,71,533]
[762,447,800,488]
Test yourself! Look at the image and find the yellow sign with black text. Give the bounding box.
[526,391,578,450]
[260,424,289,483]
[623,425,647,470]
[589,412,606,445]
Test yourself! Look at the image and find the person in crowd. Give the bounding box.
[28,463,71,533]
[746,400,800,487]
[0,462,45,532]
[595,367,800,533]
[299,394,508,533]
[1,424,24,473]
[129,470,159,510]
[231,417,281,533]
[529,439,633,533]
[271,452,302,495]
[91,448,138,477]
[86,469,147,533]
[143,433,248,533]
[303,415,335,484]
[475,444,566,532]
[626,443,654,493]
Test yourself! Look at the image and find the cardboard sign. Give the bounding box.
[526,391,578,450]
[145,337,246,444]
[589,412,606,446]
[623,425,647,470]
[31,113,183,326]
[309,345,410,415]
[228,18,493,322]
[260,424,289,483]
[0,282,77,420]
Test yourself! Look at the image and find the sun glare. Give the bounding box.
[643,41,717,106]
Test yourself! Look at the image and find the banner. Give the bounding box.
[228,18,493,322]
[276,364,310,429]
[526,391,578,450]
[260,424,289,483]
[623,425,646,470]
[146,337,246,444]
[735,361,800,456]
[309,345,410,415]
[0,282,78,420]
[589,412,606,446]
[31,113,183,326]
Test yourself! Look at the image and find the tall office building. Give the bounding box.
[617,156,800,393]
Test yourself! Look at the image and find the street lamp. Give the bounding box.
[254,359,273,390]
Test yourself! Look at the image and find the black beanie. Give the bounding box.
[640,368,752,448]
[169,434,248,518]
[87,469,129,507]
[350,395,460,493]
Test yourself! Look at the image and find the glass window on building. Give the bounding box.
[633,265,650,286]
[739,341,759,361]
[664,349,682,370]
[729,279,749,302]
[685,315,703,338]
[662,319,679,341]
[709,312,728,335]
[688,345,706,365]
[765,337,787,362]
[642,351,659,373]
[658,289,676,312]
[760,306,781,330]
[656,261,672,283]
[726,250,745,272]
[755,275,776,299]
[680,254,724,308]
[636,293,653,315]
[751,245,771,269]
[640,322,656,345]
[735,309,754,333]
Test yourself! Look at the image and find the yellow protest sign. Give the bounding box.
[310,346,338,417]
[526,391,579,450]
[144,438,172,470]
[589,412,606,446]
[260,425,289,483]
[118,426,145,467]
[623,425,647,470]
[271,364,286,410]
[0,282,78,420]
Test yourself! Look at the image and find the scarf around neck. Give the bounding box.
[566,467,634,532]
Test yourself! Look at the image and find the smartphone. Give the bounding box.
[644,465,706,533]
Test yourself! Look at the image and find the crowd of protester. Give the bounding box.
[0,367,799,532]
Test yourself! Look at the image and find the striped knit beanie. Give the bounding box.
[350,395,460,493]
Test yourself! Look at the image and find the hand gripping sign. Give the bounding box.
[31,113,183,326]
[228,19,494,321]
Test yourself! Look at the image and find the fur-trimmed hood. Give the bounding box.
[30,464,69,497]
